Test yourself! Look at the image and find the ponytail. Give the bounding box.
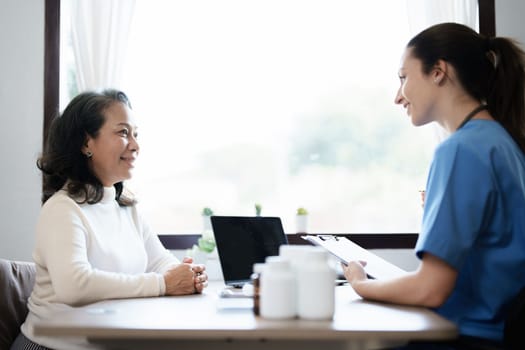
[486,37,525,152]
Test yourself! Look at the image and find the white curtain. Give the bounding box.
[406,0,478,35]
[405,0,479,142]
[70,0,136,92]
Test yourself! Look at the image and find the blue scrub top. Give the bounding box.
[416,120,525,341]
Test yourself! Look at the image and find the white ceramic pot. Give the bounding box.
[295,215,308,233]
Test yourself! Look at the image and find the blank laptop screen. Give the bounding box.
[211,216,288,287]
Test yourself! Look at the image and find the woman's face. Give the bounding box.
[394,48,438,126]
[83,102,139,187]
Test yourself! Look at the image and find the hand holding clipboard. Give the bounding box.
[302,235,407,280]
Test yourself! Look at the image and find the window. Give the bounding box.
[61,1,439,234]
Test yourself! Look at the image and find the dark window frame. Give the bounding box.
[44,0,60,149]
[43,0,495,249]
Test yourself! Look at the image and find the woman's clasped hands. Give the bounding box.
[164,257,208,295]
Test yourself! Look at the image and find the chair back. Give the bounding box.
[0,259,35,350]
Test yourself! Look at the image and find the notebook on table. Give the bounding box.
[211,216,288,288]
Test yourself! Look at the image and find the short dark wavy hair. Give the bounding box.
[37,89,135,206]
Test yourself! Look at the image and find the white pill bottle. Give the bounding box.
[297,247,336,319]
[260,256,296,319]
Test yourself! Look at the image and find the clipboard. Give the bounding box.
[302,235,407,280]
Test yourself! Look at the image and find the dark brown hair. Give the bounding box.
[408,22,525,152]
[37,89,136,206]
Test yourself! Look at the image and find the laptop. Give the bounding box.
[211,216,288,288]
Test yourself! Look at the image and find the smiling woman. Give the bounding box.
[39,90,137,205]
[13,89,209,350]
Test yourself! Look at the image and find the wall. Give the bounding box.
[0,0,44,260]
[495,0,525,40]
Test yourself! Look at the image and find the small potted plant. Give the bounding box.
[296,207,308,233]
[187,207,216,260]
[199,206,216,255]
[186,208,218,274]
[255,203,262,216]
[196,230,216,254]
[202,207,214,232]
[186,226,220,279]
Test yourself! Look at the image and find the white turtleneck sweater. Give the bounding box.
[21,186,180,350]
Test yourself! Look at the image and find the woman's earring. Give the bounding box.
[86,151,93,158]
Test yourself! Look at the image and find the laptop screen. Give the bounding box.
[211,216,288,287]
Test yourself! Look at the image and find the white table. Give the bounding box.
[33,283,457,350]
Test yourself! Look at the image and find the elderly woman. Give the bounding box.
[12,90,208,350]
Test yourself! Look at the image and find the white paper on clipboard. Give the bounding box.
[302,235,407,280]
